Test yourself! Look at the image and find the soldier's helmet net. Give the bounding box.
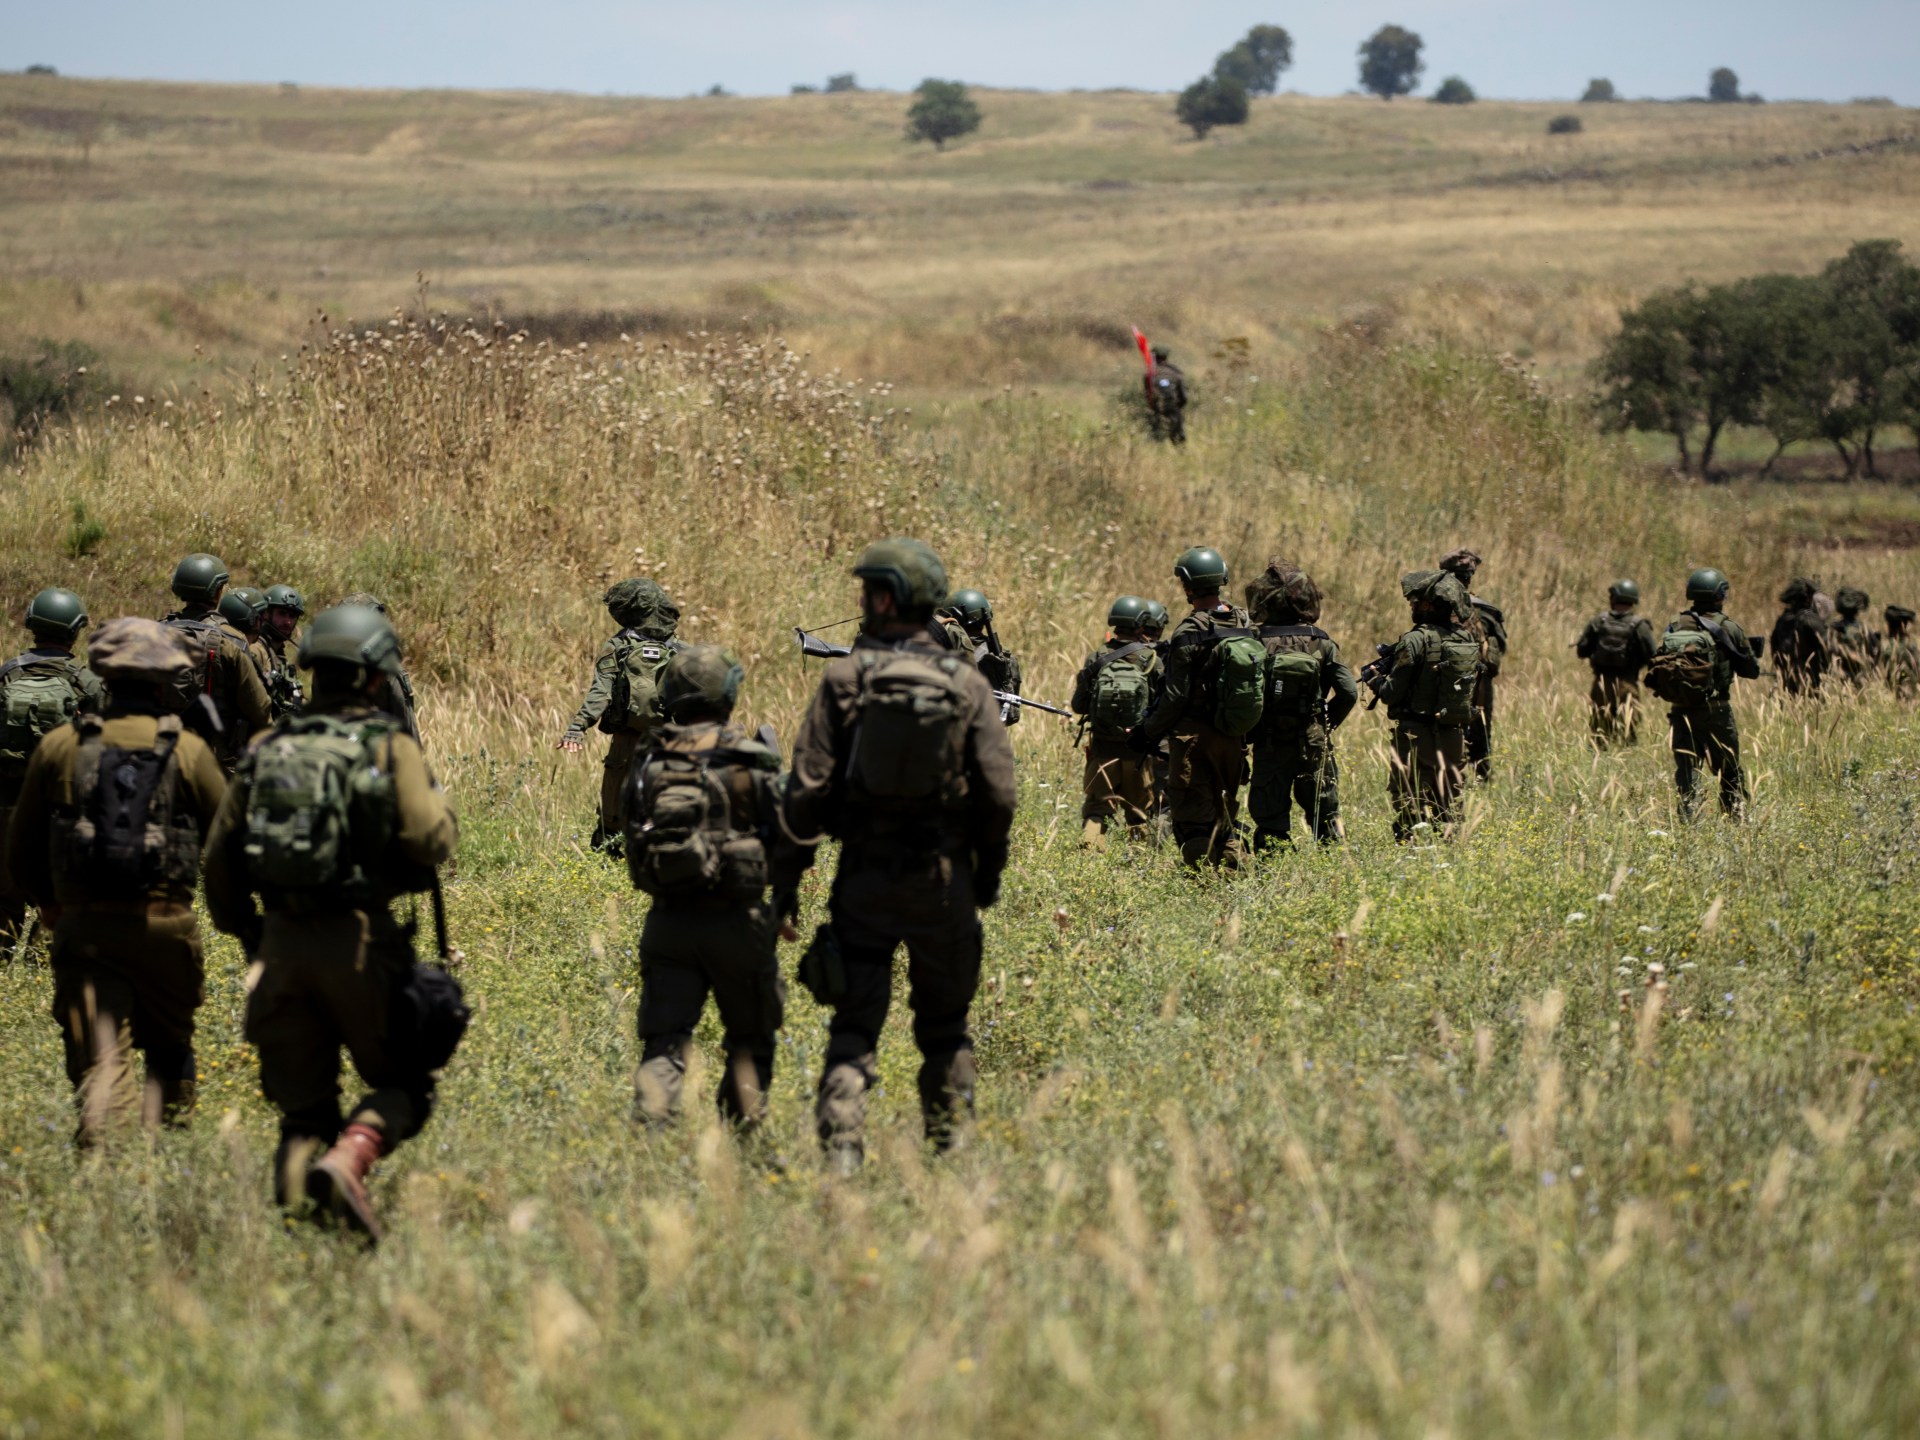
[1173,546,1229,592]
[264,584,306,615]
[661,644,744,721]
[1609,579,1641,605]
[1247,559,1321,624]
[946,588,993,628]
[1107,595,1149,631]
[1834,586,1870,614]
[1402,569,1469,619]
[1778,577,1817,608]
[853,538,948,617]
[1686,568,1730,606]
[299,604,404,678]
[1887,605,1915,629]
[1439,548,1482,583]
[339,592,388,613]
[89,617,191,682]
[604,578,680,638]
[170,552,229,603]
[25,587,88,639]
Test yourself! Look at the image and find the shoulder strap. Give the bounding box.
[1258,624,1330,641]
[1091,641,1150,674]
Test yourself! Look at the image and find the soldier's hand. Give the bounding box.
[558,730,585,753]
[778,919,800,943]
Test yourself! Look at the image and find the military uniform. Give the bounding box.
[162,602,272,774]
[1247,624,1357,848]
[941,590,1023,725]
[774,605,1016,1167]
[1883,606,1917,700]
[1138,600,1253,867]
[1829,591,1880,688]
[1769,589,1830,697]
[338,594,416,735]
[1575,609,1656,746]
[1661,608,1759,818]
[1146,354,1188,445]
[1438,550,1503,781]
[1365,572,1478,841]
[1070,636,1160,835]
[4,620,225,1138]
[1,644,106,945]
[563,580,681,851]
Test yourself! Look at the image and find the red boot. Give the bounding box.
[306,1123,386,1244]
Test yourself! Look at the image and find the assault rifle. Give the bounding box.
[793,626,1072,717]
[1357,643,1394,711]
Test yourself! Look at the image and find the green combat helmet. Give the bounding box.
[171,553,229,604]
[298,604,403,677]
[221,586,268,632]
[1609,579,1640,606]
[1173,546,1229,592]
[852,538,949,615]
[264,584,306,616]
[1107,595,1149,631]
[1685,568,1730,609]
[1140,599,1170,636]
[947,589,993,630]
[660,644,744,722]
[1834,587,1869,616]
[25,587,88,641]
[339,592,388,613]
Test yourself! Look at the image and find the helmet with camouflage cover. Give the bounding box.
[1139,599,1170,636]
[1107,595,1149,632]
[1247,559,1322,624]
[1402,569,1468,620]
[1685,568,1730,607]
[1439,548,1482,583]
[1173,546,1229,592]
[339,591,388,613]
[1834,586,1869,615]
[1609,579,1641,606]
[24,587,88,640]
[221,585,267,632]
[1778,577,1817,608]
[170,553,229,604]
[852,538,948,617]
[660,644,744,721]
[604,578,679,636]
[264,584,306,616]
[946,589,993,630]
[88,617,191,682]
[1887,604,1915,632]
[298,603,403,677]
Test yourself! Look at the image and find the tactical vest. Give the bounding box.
[622,727,776,900]
[51,714,201,896]
[1405,627,1482,726]
[163,614,227,740]
[0,654,85,784]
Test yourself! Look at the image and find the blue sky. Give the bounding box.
[9,1,1916,104]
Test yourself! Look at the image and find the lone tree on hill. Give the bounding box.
[905,79,982,150]
[1708,67,1741,102]
[1431,76,1476,105]
[825,73,859,93]
[1581,78,1616,102]
[1177,75,1251,138]
[1359,25,1424,100]
[1213,24,1294,96]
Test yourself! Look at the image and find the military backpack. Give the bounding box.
[1590,613,1642,673]
[52,715,200,895]
[1204,628,1268,738]
[845,646,970,810]
[1086,642,1153,740]
[1257,625,1330,742]
[240,713,406,905]
[1410,628,1483,726]
[605,631,677,735]
[623,730,775,899]
[0,655,85,780]
[1646,617,1725,706]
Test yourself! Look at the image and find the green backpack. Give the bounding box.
[605,632,676,735]
[1207,629,1268,738]
[1646,624,1720,705]
[1413,630,1483,726]
[623,735,775,899]
[846,647,970,810]
[0,656,83,778]
[241,713,401,901]
[1087,643,1153,740]
[1257,627,1329,742]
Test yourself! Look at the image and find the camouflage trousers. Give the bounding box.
[1389,718,1466,840]
[1248,728,1341,847]
[1166,725,1248,868]
[1669,704,1745,818]
[596,731,642,850]
[1081,736,1154,831]
[1588,672,1643,749]
[635,899,784,1130]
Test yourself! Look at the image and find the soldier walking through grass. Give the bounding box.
[1645,568,1760,820]
[161,553,272,776]
[1071,595,1160,846]
[1574,579,1656,747]
[1883,605,1917,700]
[940,588,1025,724]
[1244,561,1357,848]
[1769,578,1830,697]
[1363,570,1479,841]
[1145,345,1188,445]
[1829,587,1880,688]
[1438,548,1505,782]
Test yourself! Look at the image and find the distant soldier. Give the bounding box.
[1769,577,1830,697]
[259,584,309,718]
[771,539,1016,1172]
[1244,561,1357,848]
[161,553,272,775]
[1070,596,1160,847]
[623,646,784,1133]
[1127,547,1260,868]
[203,605,462,1242]
[1644,568,1761,820]
[1138,598,1173,819]
[1829,587,1880,687]
[1145,346,1188,445]
[1,589,106,950]
[338,593,417,735]
[1361,571,1480,841]
[942,588,1025,724]
[1883,606,1917,700]
[1438,548,1505,781]
[558,579,683,853]
[5,619,225,1142]
[1574,579,1657,747]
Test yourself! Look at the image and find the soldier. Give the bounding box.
[3,588,107,950]
[941,589,1024,724]
[1244,562,1357,849]
[624,646,784,1132]
[1829,588,1880,687]
[1145,346,1188,445]
[1070,596,1160,847]
[161,553,272,775]
[1126,547,1257,869]
[203,605,460,1242]
[1883,605,1917,700]
[1574,579,1657,747]
[1438,548,1505,782]
[559,579,683,854]
[259,585,308,718]
[1362,571,1480,841]
[771,539,1016,1172]
[5,619,225,1142]
[1138,598,1173,820]
[338,593,417,736]
[1769,578,1830,697]
[1645,568,1760,820]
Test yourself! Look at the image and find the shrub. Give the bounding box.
[1548,114,1583,134]
[0,340,107,454]
[1581,78,1616,102]
[1175,76,1251,138]
[905,79,982,150]
[1431,76,1476,105]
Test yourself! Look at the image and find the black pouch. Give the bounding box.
[797,924,847,1007]
[400,963,471,1071]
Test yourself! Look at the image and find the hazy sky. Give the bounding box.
[10,1,1916,105]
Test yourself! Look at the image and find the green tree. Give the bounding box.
[1431,76,1476,105]
[1592,284,1766,476]
[1213,25,1293,96]
[1176,76,1251,139]
[825,73,859,94]
[1820,239,1920,477]
[905,79,982,150]
[1733,274,1844,475]
[1708,67,1740,102]
[1581,78,1616,102]
[1358,25,1424,100]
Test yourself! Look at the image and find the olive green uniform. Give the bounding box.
[773,625,1017,1158]
[1375,623,1471,839]
[1070,638,1160,831]
[1769,606,1829,696]
[971,635,1024,726]
[1247,625,1358,848]
[163,603,272,774]
[1139,602,1252,867]
[1830,613,1881,688]
[0,649,106,945]
[5,710,225,1131]
[1884,614,1918,701]
[1662,609,1760,818]
[1575,610,1656,746]
[1462,595,1506,781]
[1146,361,1188,445]
[568,631,679,848]
[203,698,458,1158]
[631,720,785,1129]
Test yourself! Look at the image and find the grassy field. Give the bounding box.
[1,76,1919,1439]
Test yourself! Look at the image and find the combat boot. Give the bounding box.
[921,1049,977,1154]
[272,1133,326,1211]
[817,1060,870,1175]
[306,1122,385,1243]
[1080,818,1107,851]
[633,1048,687,1128]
